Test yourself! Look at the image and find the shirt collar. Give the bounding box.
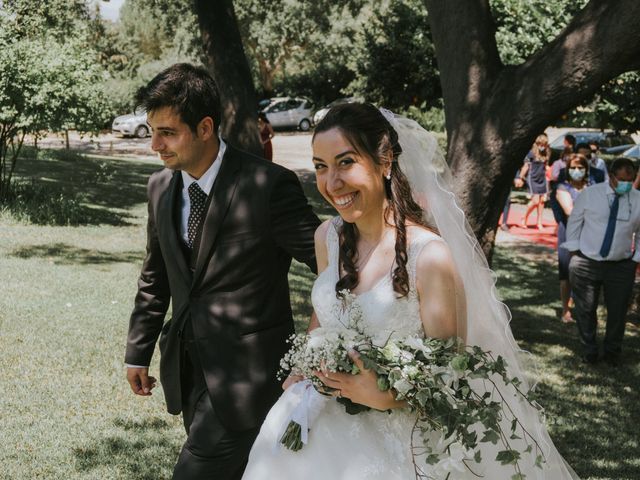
[181,138,226,196]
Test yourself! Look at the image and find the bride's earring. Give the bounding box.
[385,171,391,180]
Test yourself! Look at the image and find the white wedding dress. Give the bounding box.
[243,219,461,479]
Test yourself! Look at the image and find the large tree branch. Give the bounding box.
[495,0,640,151]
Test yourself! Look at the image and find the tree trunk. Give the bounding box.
[6,131,25,192]
[424,0,640,262]
[193,0,262,156]
[257,58,275,98]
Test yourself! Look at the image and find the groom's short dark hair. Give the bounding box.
[135,63,222,134]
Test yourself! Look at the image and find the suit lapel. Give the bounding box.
[157,171,192,285]
[192,145,242,285]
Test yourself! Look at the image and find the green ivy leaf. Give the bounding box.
[481,430,500,445]
[496,449,521,466]
[377,376,390,391]
[426,454,440,465]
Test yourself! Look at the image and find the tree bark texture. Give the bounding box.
[425,0,640,262]
[194,0,262,156]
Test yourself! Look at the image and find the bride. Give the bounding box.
[242,103,578,479]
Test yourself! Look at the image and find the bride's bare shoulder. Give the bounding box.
[405,224,453,274]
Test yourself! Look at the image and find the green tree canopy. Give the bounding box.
[0,1,111,198]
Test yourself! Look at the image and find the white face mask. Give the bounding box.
[568,168,586,181]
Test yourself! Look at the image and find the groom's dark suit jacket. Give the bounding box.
[125,144,320,431]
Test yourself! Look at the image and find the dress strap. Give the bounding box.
[325,216,342,271]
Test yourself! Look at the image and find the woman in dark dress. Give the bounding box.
[258,112,275,161]
[519,134,551,229]
[556,153,589,323]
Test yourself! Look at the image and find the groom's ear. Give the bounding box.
[197,116,215,141]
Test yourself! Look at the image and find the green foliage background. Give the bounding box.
[2,0,639,135]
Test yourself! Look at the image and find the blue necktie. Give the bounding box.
[599,194,620,258]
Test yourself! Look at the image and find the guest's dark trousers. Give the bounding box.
[568,253,636,356]
[173,332,260,480]
[501,189,511,225]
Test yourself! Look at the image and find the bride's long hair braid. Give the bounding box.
[313,103,434,298]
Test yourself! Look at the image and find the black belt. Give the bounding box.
[577,251,633,263]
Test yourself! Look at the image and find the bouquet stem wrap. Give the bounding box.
[278,380,329,451]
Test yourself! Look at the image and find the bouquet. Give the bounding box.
[278,291,546,479]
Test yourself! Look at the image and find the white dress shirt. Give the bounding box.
[179,139,226,244]
[562,181,640,261]
[127,139,226,369]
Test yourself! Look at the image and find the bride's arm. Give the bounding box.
[283,220,332,390]
[416,240,462,340]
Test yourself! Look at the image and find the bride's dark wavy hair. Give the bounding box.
[313,102,436,298]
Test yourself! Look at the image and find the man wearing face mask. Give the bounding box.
[563,157,640,366]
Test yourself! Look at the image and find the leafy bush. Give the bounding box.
[1,179,84,226]
[400,103,446,133]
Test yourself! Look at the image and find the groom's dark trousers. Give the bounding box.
[126,144,320,479]
[173,325,259,479]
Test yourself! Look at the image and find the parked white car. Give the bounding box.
[112,111,151,138]
[263,97,314,131]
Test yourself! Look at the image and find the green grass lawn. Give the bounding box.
[0,149,638,479]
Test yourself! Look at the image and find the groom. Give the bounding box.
[125,63,320,479]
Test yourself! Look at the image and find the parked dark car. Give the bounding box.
[549,130,636,161]
[258,98,273,110]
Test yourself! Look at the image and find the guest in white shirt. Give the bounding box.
[563,157,640,366]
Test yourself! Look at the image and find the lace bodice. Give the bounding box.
[311,217,442,344]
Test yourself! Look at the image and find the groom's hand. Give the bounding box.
[127,367,157,396]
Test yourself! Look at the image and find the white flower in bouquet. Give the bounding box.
[403,335,433,355]
[381,341,402,362]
